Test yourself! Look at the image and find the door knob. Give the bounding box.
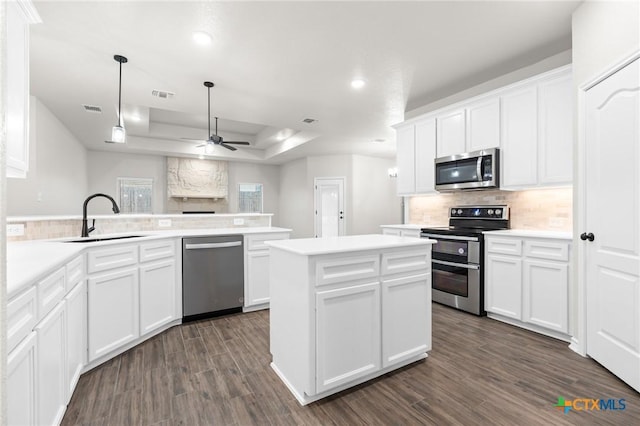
[580,232,595,242]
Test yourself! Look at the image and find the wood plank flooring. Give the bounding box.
[62,304,640,425]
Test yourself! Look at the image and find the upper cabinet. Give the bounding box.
[6,0,41,178]
[394,65,572,195]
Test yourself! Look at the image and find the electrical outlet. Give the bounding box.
[158,219,172,228]
[233,218,245,226]
[7,224,25,236]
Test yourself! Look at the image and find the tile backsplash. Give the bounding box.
[408,187,572,231]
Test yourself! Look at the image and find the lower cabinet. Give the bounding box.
[139,258,176,336]
[7,332,37,426]
[88,266,139,361]
[382,273,431,368]
[65,281,86,400]
[35,302,66,426]
[485,234,571,337]
[316,282,381,393]
[245,250,271,306]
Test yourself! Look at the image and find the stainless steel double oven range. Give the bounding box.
[421,206,509,316]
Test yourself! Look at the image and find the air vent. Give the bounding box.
[82,104,102,113]
[302,118,317,124]
[152,89,175,99]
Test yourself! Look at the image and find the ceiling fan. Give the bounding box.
[183,81,250,152]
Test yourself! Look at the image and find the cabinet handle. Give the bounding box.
[580,232,595,242]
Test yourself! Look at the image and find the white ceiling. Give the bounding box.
[29,0,580,164]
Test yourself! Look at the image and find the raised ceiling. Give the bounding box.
[29,1,580,164]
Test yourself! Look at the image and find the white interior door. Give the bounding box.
[314,177,345,238]
[585,57,640,392]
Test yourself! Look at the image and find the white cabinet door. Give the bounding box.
[35,302,66,426]
[382,274,430,368]
[8,332,37,426]
[466,97,500,152]
[316,282,381,393]
[88,267,139,361]
[523,259,568,333]
[538,73,573,185]
[485,254,522,319]
[6,1,31,178]
[396,125,416,195]
[436,109,466,157]
[246,250,271,306]
[414,117,437,193]
[65,281,86,400]
[381,227,401,236]
[501,86,538,188]
[140,259,176,336]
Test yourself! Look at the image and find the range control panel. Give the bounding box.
[449,205,509,220]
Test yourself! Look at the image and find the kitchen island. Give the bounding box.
[266,234,435,405]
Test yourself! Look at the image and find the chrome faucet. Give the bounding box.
[81,193,120,237]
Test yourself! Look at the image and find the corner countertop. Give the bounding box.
[265,234,436,256]
[483,229,573,240]
[380,224,424,230]
[7,227,291,299]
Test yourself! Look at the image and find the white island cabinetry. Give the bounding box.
[268,235,434,405]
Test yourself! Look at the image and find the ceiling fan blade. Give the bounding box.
[220,143,237,151]
[222,141,251,145]
[195,143,206,148]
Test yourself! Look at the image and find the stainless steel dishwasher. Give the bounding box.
[182,235,244,321]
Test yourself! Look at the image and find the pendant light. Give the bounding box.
[109,54,128,144]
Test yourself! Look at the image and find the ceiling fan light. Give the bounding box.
[111,125,126,143]
[192,31,212,45]
[204,143,215,154]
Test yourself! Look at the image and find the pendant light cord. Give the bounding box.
[208,86,211,137]
[118,59,123,127]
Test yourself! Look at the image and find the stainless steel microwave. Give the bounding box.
[434,148,499,191]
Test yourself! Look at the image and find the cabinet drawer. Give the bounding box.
[87,245,138,274]
[66,255,84,292]
[382,250,430,276]
[524,240,569,262]
[7,287,37,353]
[315,255,380,287]
[139,240,175,263]
[246,233,290,251]
[37,267,66,319]
[486,237,522,256]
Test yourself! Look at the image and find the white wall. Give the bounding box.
[7,97,88,215]
[351,155,402,235]
[278,157,310,238]
[227,161,281,225]
[87,151,167,214]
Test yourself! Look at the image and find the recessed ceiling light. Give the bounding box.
[192,31,212,45]
[351,79,366,89]
[129,115,141,122]
[302,118,317,124]
[373,138,386,143]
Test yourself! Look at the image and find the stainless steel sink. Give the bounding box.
[64,235,146,243]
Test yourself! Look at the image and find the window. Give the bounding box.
[118,177,153,214]
[238,183,263,213]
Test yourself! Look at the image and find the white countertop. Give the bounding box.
[483,229,573,240]
[380,224,424,230]
[7,227,291,299]
[265,234,435,256]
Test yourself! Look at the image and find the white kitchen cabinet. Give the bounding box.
[243,232,290,310]
[485,254,523,319]
[139,258,176,336]
[537,72,573,185]
[65,281,86,402]
[37,266,66,320]
[35,301,67,426]
[88,266,139,361]
[382,273,430,368]
[5,0,40,178]
[7,286,37,353]
[485,234,571,339]
[466,97,501,152]
[316,282,381,393]
[436,109,466,157]
[501,85,538,187]
[7,332,37,426]
[395,117,437,195]
[380,226,421,238]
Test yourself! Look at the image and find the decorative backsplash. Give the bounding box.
[408,187,572,231]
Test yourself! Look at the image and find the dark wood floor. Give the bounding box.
[62,304,640,425]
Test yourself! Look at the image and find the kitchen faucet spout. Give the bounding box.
[81,193,120,237]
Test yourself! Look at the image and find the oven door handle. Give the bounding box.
[432,259,480,270]
[421,233,479,242]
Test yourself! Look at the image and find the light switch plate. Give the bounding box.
[158,219,172,228]
[7,224,25,236]
[233,218,245,225]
